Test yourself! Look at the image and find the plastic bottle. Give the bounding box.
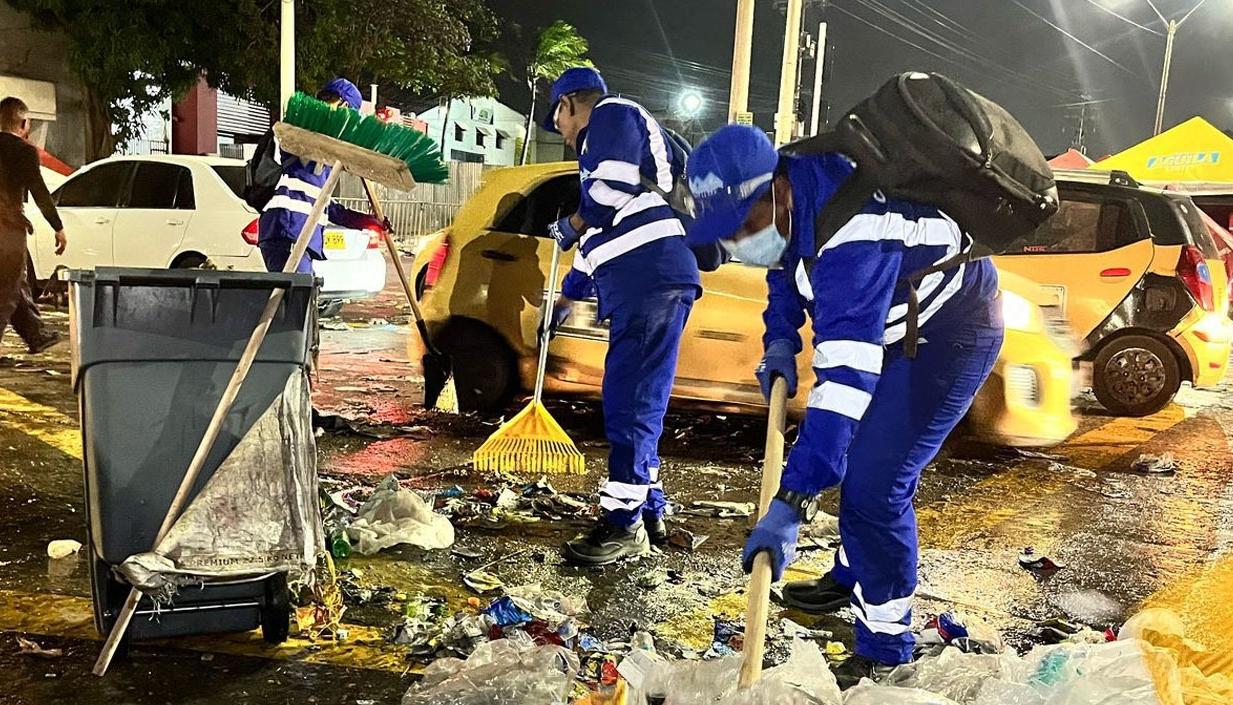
[330,528,352,558]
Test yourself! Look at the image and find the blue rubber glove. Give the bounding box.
[548,215,582,251]
[742,499,801,582]
[537,298,573,341]
[755,339,798,402]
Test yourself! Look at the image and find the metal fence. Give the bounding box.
[334,198,461,247]
[334,161,491,247]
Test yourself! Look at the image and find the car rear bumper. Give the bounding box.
[315,251,386,300]
[966,329,1077,447]
[1173,313,1232,387]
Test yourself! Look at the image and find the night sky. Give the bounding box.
[484,0,1233,157]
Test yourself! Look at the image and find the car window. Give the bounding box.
[212,165,247,201]
[127,162,194,209]
[1171,198,1220,259]
[1016,193,1138,254]
[493,175,582,236]
[56,162,134,208]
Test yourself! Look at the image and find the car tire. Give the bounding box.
[437,320,517,412]
[1092,334,1181,417]
[172,253,214,270]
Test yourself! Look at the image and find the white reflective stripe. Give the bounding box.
[795,260,814,302]
[589,180,636,209]
[613,191,671,227]
[597,96,672,191]
[570,254,595,276]
[600,495,644,512]
[806,380,873,420]
[814,340,884,374]
[589,159,642,186]
[884,262,966,345]
[277,175,322,199]
[822,211,963,252]
[838,545,850,567]
[736,172,774,199]
[648,465,660,483]
[264,195,328,225]
[853,582,914,624]
[853,609,912,636]
[599,481,650,502]
[582,219,685,270]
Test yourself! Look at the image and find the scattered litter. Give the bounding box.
[637,639,842,705]
[16,636,62,658]
[321,320,350,331]
[46,539,81,559]
[1017,547,1064,573]
[346,475,454,555]
[401,639,580,705]
[917,611,1003,656]
[450,546,482,560]
[1131,452,1176,474]
[636,570,667,589]
[463,571,504,594]
[666,529,709,552]
[682,500,755,518]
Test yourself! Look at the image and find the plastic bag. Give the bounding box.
[348,474,454,554]
[637,639,841,705]
[843,682,960,704]
[401,639,580,705]
[887,646,1018,702]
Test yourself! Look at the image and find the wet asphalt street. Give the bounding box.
[1,270,1232,705]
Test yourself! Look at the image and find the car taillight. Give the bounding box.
[366,227,384,249]
[241,218,260,245]
[1177,245,1214,312]
[425,237,451,289]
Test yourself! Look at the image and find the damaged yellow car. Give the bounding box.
[409,163,1077,447]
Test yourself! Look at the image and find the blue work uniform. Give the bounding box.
[258,138,372,273]
[765,153,1004,664]
[558,95,701,527]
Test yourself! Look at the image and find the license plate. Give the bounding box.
[324,231,347,250]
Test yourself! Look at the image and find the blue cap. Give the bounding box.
[685,125,779,245]
[320,78,363,111]
[540,67,608,133]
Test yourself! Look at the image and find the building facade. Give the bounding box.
[417,97,526,166]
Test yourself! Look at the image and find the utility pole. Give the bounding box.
[1153,20,1177,136]
[773,0,804,145]
[279,0,295,118]
[728,0,756,125]
[809,21,828,135]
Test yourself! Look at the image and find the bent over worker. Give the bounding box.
[685,125,1003,687]
[259,78,383,273]
[539,68,701,565]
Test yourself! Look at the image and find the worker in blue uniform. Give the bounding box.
[539,68,701,566]
[259,78,382,273]
[685,125,1003,687]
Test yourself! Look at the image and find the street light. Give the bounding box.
[1109,0,1210,135]
[678,90,704,118]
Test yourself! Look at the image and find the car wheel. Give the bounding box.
[173,253,214,270]
[436,320,517,412]
[1092,334,1181,417]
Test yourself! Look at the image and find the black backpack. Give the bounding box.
[243,128,282,211]
[785,72,1059,353]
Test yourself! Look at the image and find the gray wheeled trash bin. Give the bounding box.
[67,268,318,646]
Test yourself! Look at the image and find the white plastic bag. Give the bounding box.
[348,474,454,554]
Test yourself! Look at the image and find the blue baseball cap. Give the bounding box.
[320,78,363,111]
[685,125,779,245]
[540,67,608,133]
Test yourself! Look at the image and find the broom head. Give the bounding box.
[473,401,586,476]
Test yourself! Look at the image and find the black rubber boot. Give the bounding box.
[831,653,897,690]
[780,572,853,614]
[26,331,61,354]
[562,520,651,566]
[644,516,668,547]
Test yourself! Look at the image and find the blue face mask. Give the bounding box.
[720,186,790,268]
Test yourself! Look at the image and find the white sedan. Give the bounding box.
[28,154,387,304]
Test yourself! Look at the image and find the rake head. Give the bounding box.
[473,401,586,476]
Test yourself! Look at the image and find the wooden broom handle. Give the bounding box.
[92,160,344,677]
[739,376,789,688]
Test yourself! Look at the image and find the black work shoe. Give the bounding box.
[831,653,897,690]
[562,521,651,566]
[26,332,62,354]
[780,573,853,614]
[644,516,668,547]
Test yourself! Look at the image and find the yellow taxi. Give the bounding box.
[409,163,1077,446]
[996,169,1231,416]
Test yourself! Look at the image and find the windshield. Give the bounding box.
[212,165,247,201]
[1172,197,1221,260]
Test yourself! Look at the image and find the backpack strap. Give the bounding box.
[901,251,970,358]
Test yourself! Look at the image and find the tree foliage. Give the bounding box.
[517,20,592,164]
[10,0,502,160]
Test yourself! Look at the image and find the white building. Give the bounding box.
[418,97,526,166]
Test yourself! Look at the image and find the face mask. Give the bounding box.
[721,186,789,268]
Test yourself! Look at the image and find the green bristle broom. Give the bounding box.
[283,91,450,185]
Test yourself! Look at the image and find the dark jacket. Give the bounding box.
[0,133,62,238]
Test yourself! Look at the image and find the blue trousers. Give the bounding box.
[597,287,695,527]
[828,320,1003,664]
[259,243,314,274]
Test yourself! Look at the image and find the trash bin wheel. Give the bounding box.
[260,573,292,644]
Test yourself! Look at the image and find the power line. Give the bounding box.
[1006,0,1144,77]
[1079,0,1164,35]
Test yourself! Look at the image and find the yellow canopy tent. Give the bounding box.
[1093,117,1233,186]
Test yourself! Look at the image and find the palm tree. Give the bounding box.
[520,21,592,165]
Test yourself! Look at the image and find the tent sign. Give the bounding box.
[1147,152,1222,170]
